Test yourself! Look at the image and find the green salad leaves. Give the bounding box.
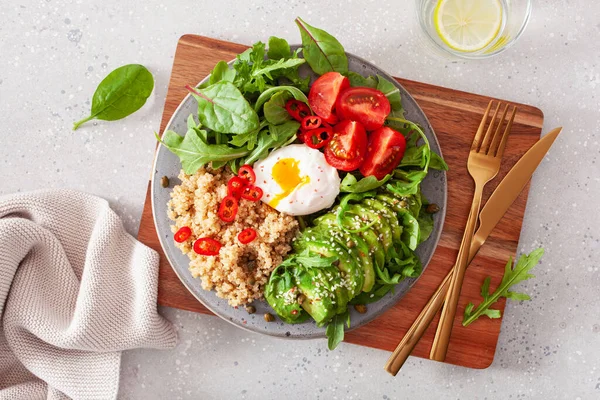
[73,64,154,130]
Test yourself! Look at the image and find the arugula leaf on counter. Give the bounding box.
[295,17,348,75]
[340,173,392,193]
[73,64,154,130]
[463,248,544,326]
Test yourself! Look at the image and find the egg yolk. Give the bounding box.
[269,158,310,208]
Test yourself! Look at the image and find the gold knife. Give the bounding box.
[384,127,562,375]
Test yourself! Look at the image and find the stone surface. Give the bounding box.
[1,0,598,398]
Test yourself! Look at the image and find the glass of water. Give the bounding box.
[415,0,532,59]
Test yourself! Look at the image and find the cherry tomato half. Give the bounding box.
[218,195,239,222]
[359,126,407,180]
[324,120,368,171]
[336,87,391,131]
[285,100,311,122]
[241,185,263,202]
[227,176,247,199]
[174,226,192,243]
[301,115,322,130]
[193,237,222,256]
[237,165,256,185]
[308,72,349,125]
[301,125,333,149]
[238,228,257,244]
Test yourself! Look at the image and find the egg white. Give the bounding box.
[253,144,340,216]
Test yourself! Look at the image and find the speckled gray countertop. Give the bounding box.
[1,0,599,399]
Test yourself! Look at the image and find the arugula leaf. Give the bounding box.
[387,170,428,197]
[340,173,392,193]
[347,71,378,88]
[429,151,449,170]
[242,120,300,165]
[263,91,292,124]
[267,36,292,60]
[187,82,259,134]
[350,284,394,305]
[281,248,339,269]
[156,129,249,174]
[326,310,349,350]
[73,64,154,130]
[417,209,434,244]
[462,249,544,326]
[252,58,306,79]
[295,17,348,75]
[254,86,308,111]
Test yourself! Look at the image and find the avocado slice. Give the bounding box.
[362,198,402,243]
[264,268,309,324]
[313,214,375,293]
[376,194,421,251]
[345,204,393,253]
[293,265,339,326]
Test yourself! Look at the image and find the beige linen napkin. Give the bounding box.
[0,189,177,400]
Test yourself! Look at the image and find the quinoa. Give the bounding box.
[167,166,299,306]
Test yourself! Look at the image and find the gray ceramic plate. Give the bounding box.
[151,49,447,339]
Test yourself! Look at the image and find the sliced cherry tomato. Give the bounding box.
[324,120,368,171]
[241,185,263,202]
[237,165,256,185]
[174,226,192,243]
[285,100,311,122]
[238,228,257,244]
[218,195,238,222]
[227,176,247,199]
[359,126,407,180]
[308,72,350,125]
[336,87,391,131]
[301,115,322,130]
[193,237,222,256]
[301,126,333,149]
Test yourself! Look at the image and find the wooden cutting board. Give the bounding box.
[138,35,544,369]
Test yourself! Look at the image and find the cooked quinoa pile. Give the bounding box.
[167,167,299,306]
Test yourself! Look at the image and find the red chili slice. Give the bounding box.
[193,237,222,256]
[301,115,322,130]
[227,176,247,199]
[238,165,256,185]
[241,185,263,202]
[302,125,333,149]
[174,226,192,243]
[218,195,238,222]
[238,228,257,244]
[285,100,311,122]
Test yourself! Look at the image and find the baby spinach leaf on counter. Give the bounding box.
[242,120,300,165]
[73,64,154,130]
[347,71,378,88]
[267,36,292,60]
[326,310,349,350]
[156,129,249,175]
[187,83,259,134]
[254,86,308,111]
[295,17,348,75]
[463,248,544,326]
[263,91,292,124]
[340,173,392,193]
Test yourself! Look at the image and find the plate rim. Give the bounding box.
[151,48,447,338]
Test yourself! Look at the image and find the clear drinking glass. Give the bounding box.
[415,0,532,59]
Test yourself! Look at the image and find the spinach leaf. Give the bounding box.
[326,310,349,350]
[73,64,154,130]
[187,82,259,134]
[417,209,434,244]
[340,173,392,193]
[347,71,378,88]
[267,36,292,60]
[263,91,292,124]
[209,60,236,85]
[242,120,300,165]
[156,129,249,174]
[295,17,348,75]
[377,75,402,112]
[387,170,428,196]
[254,86,308,111]
[429,151,449,170]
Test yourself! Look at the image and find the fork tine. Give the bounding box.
[487,103,509,155]
[479,102,501,153]
[471,100,494,151]
[495,106,517,158]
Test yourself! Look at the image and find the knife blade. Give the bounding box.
[470,126,562,255]
[384,126,562,376]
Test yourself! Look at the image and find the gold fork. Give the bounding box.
[429,100,517,361]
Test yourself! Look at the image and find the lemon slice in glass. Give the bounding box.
[434,0,503,53]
